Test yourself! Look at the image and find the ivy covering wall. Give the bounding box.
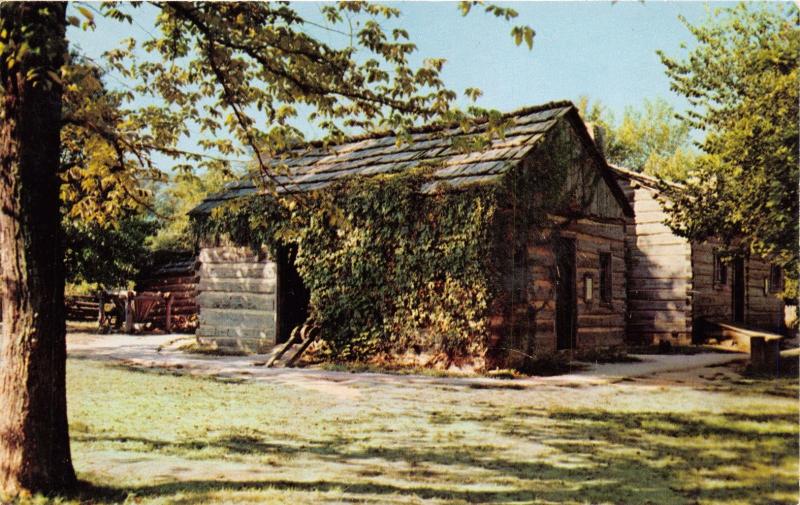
[195,170,505,363]
[193,121,599,365]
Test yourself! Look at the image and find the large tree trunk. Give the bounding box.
[0,3,76,494]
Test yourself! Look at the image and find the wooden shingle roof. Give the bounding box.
[191,101,629,216]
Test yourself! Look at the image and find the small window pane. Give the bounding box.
[714,253,727,285]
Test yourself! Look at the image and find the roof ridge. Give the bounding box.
[608,163,685,190]
[274,100,576,153]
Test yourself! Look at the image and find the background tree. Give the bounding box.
[60,57,159,291]
[0,1,534,495]
[148,170,238,252]
[657,3,799,273]
[577,96,696,181]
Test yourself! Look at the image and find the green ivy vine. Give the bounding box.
[193,121,590,365]
[194,170,505,362]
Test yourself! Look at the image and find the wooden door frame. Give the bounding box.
[731,256,746,323]
[555,237,577,351]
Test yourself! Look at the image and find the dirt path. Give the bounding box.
[67,331,749,394]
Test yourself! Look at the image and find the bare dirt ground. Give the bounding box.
[66,331,750,392]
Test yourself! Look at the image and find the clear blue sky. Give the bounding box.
[67,1,733,171]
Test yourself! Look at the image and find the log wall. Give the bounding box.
[196,245,277,352]
[691,243,784,332]
[525,217,627,355]
[745,257,785,330]
[615,170,785,343]
[136,254,199,331]
[489,120,630,368]
[617,178,692,344]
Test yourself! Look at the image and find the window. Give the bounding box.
[769,264,783,293]
[599,252,612,303]
[714,252,727,286]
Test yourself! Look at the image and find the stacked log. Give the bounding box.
[65,294,100,321]
[135,252,199,332]
[195,246,277,352]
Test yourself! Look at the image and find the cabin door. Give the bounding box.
[555,238,577,350]
[732,257,745,323]
[276,244,310,344]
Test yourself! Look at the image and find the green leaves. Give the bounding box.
[578,96,696,180]
[659,3,799,273]
[459,2,533,50]
[203,173,501,361]
[511,25,535,50]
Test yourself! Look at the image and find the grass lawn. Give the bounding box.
[20,357,799,504]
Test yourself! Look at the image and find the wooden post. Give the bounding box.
[764,339,780,375]
[164,293,172,333]
[97,291,106,330]
[750,336,766,373]
[124,291,134,334]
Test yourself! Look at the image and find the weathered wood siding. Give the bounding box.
[615,168,785,343]
[136,254,199,331]
[490,118,629,367]
[691,242,784,332]
[526,218,627,355]
[745,256,784,330]
[617,177,692,344]
[196,245,277,352]
[689,240,730,328]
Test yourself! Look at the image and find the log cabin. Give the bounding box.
[189,101,635,368]
[611,165,785,345]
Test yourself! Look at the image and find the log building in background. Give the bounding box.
[612,166,785,345]
[135,251,200,332]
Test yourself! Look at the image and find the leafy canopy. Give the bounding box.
[94,1,535,188]
[3,1,536,287]
[577,96,696,181]
[658,3,799,270]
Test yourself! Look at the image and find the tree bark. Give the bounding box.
[0,3,76,494]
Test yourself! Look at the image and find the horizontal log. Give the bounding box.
[628,299,688,311]
[629,244,691,258]
[136,286,198,296]
[629,309,687,323]
[627,278,689,291]
[578,314,624,327]
[627,321,689,333]
[199,308,275,329]
[632,197,670,213]
[197,292,275,311]
[633,222,683,236]
[200,247,268,263]
[198,278,276,294]
[631,232,689,248]
[201,264,277,280]
[137,275,199,287]
[628,288,689,301]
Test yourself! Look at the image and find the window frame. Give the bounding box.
[713,251,728,287]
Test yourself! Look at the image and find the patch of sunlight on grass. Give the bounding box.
[61,358,799,505]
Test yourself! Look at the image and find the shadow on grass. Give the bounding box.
[69,404,797,505]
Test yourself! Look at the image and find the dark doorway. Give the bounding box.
[555,237,577,350]
[732,257,745,323]
[276,244,310,344]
